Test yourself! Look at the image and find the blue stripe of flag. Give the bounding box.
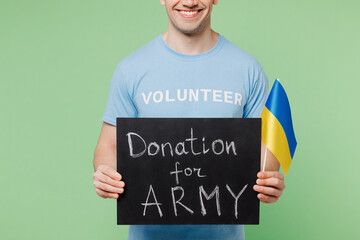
[265,79,297,158]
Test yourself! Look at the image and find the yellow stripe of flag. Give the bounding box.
[261,107,292,175]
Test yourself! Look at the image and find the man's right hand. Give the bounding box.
[93,165,125,199]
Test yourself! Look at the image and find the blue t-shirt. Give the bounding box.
[102,33,268,240]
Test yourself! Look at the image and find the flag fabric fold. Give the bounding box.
[261,79,297,175]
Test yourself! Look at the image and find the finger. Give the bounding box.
[93,172,125,188]
[257,171,284,180]
[98,165,122,180]
[95,188,119,199]
[257,193,279,203]
[253,185,282,197]
[93,180,124,194]
[256,178,285,190]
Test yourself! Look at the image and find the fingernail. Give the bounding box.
[257,179,262,184]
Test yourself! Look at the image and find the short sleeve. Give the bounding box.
[101,62,137,126]
[243,68,269,118]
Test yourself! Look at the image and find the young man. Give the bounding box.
[93,0,286,239]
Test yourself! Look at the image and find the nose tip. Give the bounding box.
[182,0,198,7]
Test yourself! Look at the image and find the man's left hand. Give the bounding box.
[253,171,285,203]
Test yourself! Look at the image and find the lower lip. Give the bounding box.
[177,10,202,19]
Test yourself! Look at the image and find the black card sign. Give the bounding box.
[116,118,261,225]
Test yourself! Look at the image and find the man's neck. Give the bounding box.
[162,28,219,55]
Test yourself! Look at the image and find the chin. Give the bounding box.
[174,24,205,35]
[180,29,201,35]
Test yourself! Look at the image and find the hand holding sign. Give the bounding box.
[253,171,285,203]
[93,165,125,199]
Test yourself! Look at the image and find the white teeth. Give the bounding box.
[179,10,198,16]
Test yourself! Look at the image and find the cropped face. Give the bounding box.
[160,0,218,35]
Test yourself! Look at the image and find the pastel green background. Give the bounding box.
[1,0,359,239]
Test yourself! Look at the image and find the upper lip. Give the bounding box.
[176,9,203,11]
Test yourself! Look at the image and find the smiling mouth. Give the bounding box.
[177,9,203,18]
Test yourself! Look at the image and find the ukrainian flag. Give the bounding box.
[261,79,297,175]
